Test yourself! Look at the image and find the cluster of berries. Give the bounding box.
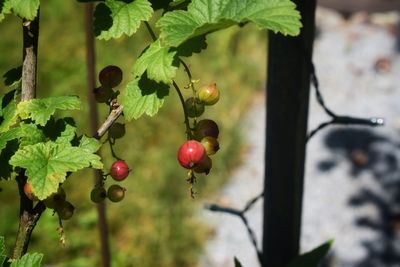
[177,83,221,194]
[91,160,129,203]
[24,183,75,220]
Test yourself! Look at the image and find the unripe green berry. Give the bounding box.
[185,97,205,118]
[91,186,107,203]
[107,184,126,202]
[201,136,220,155]
[197,83,220,105]
[56,201,75,220]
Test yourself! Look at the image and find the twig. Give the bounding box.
[94,105,124,139]
[14,12,45,259]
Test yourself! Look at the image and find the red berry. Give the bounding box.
[194,119,219,139]
[107,184,126,202]
[201,136,220,155]
[185,97,205,118]
[99,65,123,88]
[193,155,212,175]
[177,140,206,169]
[197,83,220,105]
[110,160,130,181]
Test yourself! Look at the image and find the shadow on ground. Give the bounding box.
[318,128,400,267]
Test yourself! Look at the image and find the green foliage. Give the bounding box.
[0,236,5,266]
[133,40,178,84]
[157,0,302,47]
[0,90,18,133]
[2,66,22,86]
[120,76,168,120]
[17,96,81,126]
[9,0,39,20]
[0,0,12,22]
[94,0,153,40]
[9,252,43,267]
[9,139,102,200]
[234,257,243,267]
[287,240,333,267]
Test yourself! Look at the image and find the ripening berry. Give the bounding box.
[108,123,126,139]
[90,186,107,203]
[107,184,126,202]
[24,182,36,201]
[201,136,220,155]
[110,160,130,181]
[56,201,75,220]
[93,86,113,103]
[43,187,66,209]
[193,155,212,175]
[177,140,206,169]
[197,83,220,105]
[99,65,123,88]
[185,97,205,118]
[194,119,219,139]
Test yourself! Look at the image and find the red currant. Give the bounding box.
[201,136,220,155]
[107,184,126,202]
[185,97,205,118]
[177,140,206,169]
[99,65,123,88]
[197,83,220,105]
[194,119,219,139]
[110,160,130,181]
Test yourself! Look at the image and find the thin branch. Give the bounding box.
[94,105,124,140]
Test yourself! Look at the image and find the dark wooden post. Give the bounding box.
[262,1,316,267]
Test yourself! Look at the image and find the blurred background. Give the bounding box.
[1,1,400,267]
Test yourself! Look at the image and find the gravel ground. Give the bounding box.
[199,7,400,267]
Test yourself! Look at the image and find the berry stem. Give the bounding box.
[173,81,192,139]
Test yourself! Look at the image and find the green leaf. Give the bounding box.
[0,90,18,133]
[10,252,43,267]
[157,0,302,47]
[0,127,20,152]
[3,65,22,86]
[120,75,169,120]
[0,139,18,180]
[10,141,103,200]
[94,0,153,40]
[0,0,12,22]
[234,257,243,267]
[19,123,45,146]
[133,40,178,84]
[287,240,333,267]
[17,96,81,126]
[9,0,39,20]
[79,135,101,153]
[174,34,207,57]
[0,236,5,266]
